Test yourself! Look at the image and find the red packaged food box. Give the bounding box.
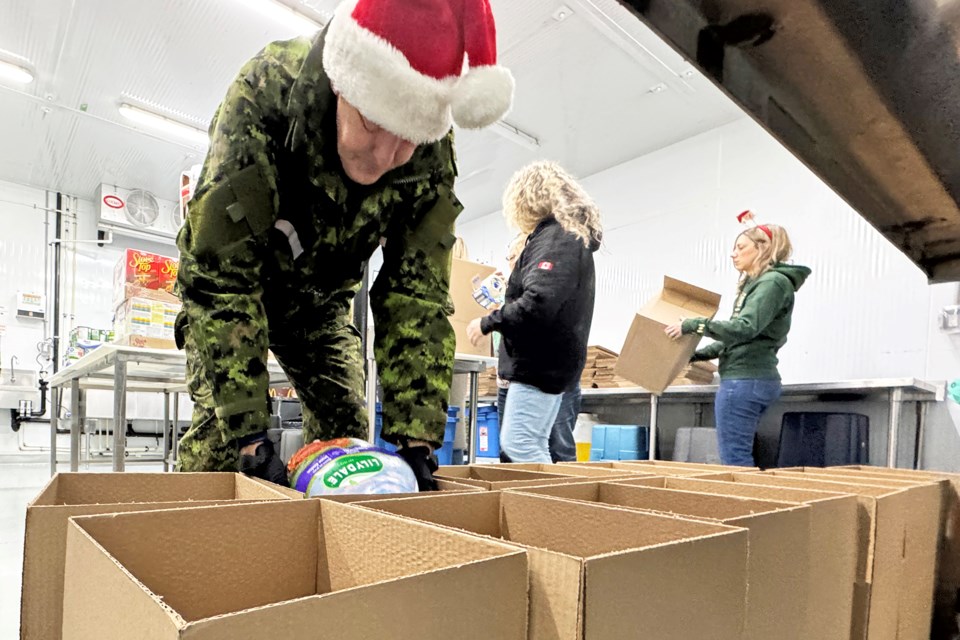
[156,255,179,294]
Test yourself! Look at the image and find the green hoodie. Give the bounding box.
[682,263,811,380]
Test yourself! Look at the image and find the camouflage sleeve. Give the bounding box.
[176,40,307,439]
[371,131,462,446]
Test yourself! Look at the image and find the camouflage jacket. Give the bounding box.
[176,32,461,443]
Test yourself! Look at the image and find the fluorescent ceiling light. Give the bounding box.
[230,0,324,34]
[119,104,209,146]
[0,59,33,84]
[493,121,540,150]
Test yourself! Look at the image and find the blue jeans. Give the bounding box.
[497,385,580,462]
[714,378,782,466]
[500,382,563,463]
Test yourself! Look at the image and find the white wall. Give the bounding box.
[0,179,189,455]
[459,117,960,470]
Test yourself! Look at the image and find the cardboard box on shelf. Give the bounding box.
[21,473,294,640]
[353,490,748,640]
[62,499,528,640]
[450,258,496,357]
[114,296,180,350]
[614,276,721,394]
[711,471,942,640]
[612,475,859,640]
[513,481,812,640]
[113,248,180,307]
[156,254,179,294]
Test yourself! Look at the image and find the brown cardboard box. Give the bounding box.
[21,473,294,640]
[514,481,811,640]
[560,460,747,477]
[774,467,949,639]
[718,471,942,640]
[434,465,626,489]
[615,475,859,640]
[614,276,721,394]
[61,499,528,640]
[474,462,657,480]
[450,258,496,356]
[354,490,749,640]
[833,465,960,638]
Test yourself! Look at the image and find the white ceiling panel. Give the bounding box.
[0,0,744,220]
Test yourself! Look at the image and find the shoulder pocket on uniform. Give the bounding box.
[407,184,461,255]
[188,164,276,256]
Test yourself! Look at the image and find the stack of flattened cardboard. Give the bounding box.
[672,360,717,385]
[580,345,635,389]
[477,366,499,397]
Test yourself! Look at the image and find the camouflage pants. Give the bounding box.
[177,310,368,472]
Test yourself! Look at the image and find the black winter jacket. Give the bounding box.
[480,218,599,394]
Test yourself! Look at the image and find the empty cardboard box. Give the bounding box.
[62,499,528,640]
[721,471,941,640]
[775,467,949,639]
[833,465,960,638]
[353,490,748,640]
[514,481,811,640]
[560,460,742,477]
[614,276,721,394]
[22,472,294,640]
[615,475,858,640]
[472,462,655,480]
[434,465,609,489]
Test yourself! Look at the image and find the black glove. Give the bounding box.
[396,444,439,491]
[238,437,288,486]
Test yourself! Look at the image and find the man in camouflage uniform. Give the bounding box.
[175,0,513,489]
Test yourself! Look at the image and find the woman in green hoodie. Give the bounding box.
[665,223,810,466]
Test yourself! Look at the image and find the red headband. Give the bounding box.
[737,210,773,240]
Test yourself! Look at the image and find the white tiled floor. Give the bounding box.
[1,456,165,638]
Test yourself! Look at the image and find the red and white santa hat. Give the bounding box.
[323,0,515,144]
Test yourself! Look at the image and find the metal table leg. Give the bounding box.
[162,391,170,472]
[113,359,127,472]
[49,386,59,475]
[886,387,904,468]
[70,379,81,471]
[467,370,479,464]
[648,395,659,461]
[913,400,928,470]
[171,392,180,466]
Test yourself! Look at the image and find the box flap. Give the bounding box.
[70,500,322,622]
[179,554,528,640]
[62,521,183,639]
[499,491,738,558]
[343,492,504,538]
[234,475,302,500]
[525,548,584,640]
[51,472,236,505]
[600,484,798,522]
[582,530,748,640]
[615,314,700,394]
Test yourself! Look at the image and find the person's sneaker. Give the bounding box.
[238,439,288,486]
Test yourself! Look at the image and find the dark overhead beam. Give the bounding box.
[618,0,960,283]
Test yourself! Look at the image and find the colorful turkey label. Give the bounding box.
[320,453,384,490]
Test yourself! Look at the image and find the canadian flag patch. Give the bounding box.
[537,261,554,271]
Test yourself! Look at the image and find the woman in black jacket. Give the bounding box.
[468,161,602,462]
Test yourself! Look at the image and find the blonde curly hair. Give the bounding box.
[502,161,602,248]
